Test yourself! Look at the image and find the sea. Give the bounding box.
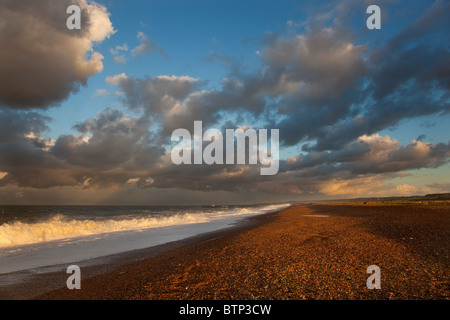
[0,203,291,279]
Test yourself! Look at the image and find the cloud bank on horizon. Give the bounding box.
[0,0,449,204]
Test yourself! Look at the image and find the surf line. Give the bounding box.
[171,121,279,175]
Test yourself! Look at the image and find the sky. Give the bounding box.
[0,0,449,205]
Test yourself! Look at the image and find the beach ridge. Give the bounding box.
[13,203,450,299]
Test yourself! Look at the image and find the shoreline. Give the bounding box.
[2,202,449,300]
[0,209,279,300]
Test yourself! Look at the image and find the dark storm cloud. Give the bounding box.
[0,0,114,110]
[0,110,76,188]
[79,0,450,196]
[274,0,450,150]
[0,109,50,143]
[114,72,271,141]
[113,24,369,150]
[0,107,164,189]
[1,0,450,200]
[51,108,165,173]
[117,75,200,114]
[286,135,450,175]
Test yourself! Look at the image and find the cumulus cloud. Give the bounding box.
[53,109,159,168]
[285,134,450,175]
[45,0,450,197]
[0,0,115,110]
[0,1,449,202]
[113,74,203,136]
[106,73,129,86]
[0,110,74,188]
[132,31,167,58]
[110,43,128,65]
[0,109,50,143]
[261,28,367,99]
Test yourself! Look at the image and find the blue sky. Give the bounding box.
[0,0,449,204]
[46,0,447,137]
[46,0,309,136]
[47,0,450,157]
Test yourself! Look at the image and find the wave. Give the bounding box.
[0,213,210,248]
[0,203,291,248]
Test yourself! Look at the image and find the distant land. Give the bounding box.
[332,193,450,204]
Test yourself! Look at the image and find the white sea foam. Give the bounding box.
[0,213,209,248]
[0,203,291,275]
[0,204,290,249]
[0,203,290,249]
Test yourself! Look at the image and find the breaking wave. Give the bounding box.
[0,203,290,248]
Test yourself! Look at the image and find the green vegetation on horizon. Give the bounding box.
[350,193,450,204]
